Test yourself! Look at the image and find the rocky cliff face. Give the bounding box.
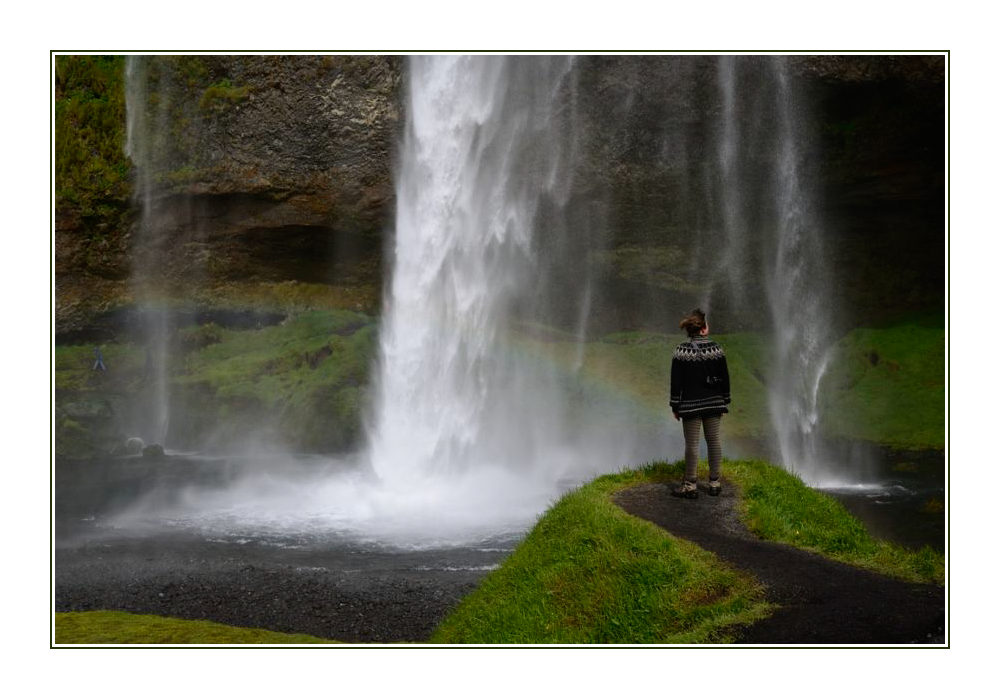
[56,55,402,338]
[55,53,944,338]
[566,55,944,331]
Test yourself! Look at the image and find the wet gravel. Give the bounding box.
[55,531,507,643]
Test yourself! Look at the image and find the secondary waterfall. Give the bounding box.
[367,56,615,488]
[765,58,835,484]
[709,56,835,483]
[124,55,171,447]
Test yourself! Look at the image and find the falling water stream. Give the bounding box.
[707,57,837,485]
[124,56,171,448]
[765,59,837,486]
[368,57,621,486]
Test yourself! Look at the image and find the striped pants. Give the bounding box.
[682,414,722,483]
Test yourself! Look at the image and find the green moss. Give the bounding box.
[54,343,145,392]
[54,55,131,221]
[199,78,250,111]
[54,417,94,459]
[54,310,378,457]
[55,611,335,644]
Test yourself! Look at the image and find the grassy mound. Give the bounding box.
[54,611,334,645]
[432,459,943,644]
[431,466,773,644]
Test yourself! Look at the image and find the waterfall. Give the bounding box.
[367,56,610,488]
[708,57,834,483]
[765,58,835,484]
[124,55,171,447]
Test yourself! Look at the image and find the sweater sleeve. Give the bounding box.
[720,354,731,405]
[669,355,682,410]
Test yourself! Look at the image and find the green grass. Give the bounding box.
[54,313,943,457]
[54,611,334,644]
[724,459,943,584]
[199,78,250,111]
[820,321,945,449]
[175,310,375,449]
[431,465,773,644]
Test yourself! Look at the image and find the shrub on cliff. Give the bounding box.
[54,55,131,222]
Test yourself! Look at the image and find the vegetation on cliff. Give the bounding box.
[54,55,131,237]
[54,309,375,457]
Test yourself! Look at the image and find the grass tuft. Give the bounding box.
[54,611,334,645]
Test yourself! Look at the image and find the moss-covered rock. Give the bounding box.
[54,309,379,458]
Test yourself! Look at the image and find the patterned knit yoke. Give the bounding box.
[669,335,732,418]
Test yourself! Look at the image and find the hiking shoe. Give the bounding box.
[708,479,722,496]
[671,480,698,499]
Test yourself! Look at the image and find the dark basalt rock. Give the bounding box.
[142,443,165,459]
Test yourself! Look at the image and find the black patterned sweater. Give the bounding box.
[669,336,731,417]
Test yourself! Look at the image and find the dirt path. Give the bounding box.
[613,481,945,644]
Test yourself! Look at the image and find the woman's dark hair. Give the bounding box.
[679,308,707,337]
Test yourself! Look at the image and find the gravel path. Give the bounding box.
[613,481,945,644]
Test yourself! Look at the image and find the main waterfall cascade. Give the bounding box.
[367,56,633,490]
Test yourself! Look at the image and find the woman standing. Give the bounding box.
[669,309,731,499]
